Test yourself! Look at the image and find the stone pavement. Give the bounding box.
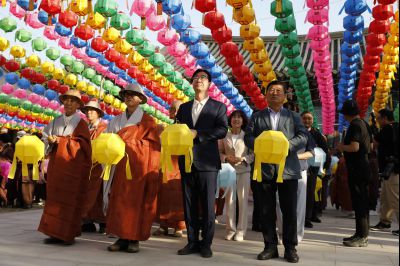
[0,207,398,266]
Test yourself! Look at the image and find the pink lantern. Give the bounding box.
[227,105,235,115]
[312,50,331,63]
[147,12,166,31]
[310,37,331,51]
[1,83,14,94]
[44,26,60,40]
[307,25,329,41]
[84,57,98,67]
[72,47,85,59]
[147,98,153,105]
[157,28,179,46]
[10,2,26,19]
[107,73,118,80]
[48,100,60,110]
[307,8,329,25]
[116,78,128,87]
[177,54,196,69]
[28,93,41,104]
[185,66,198,77]
[167,42,187,57]
[306,0,329,10]
[40,97,50,108]
[25,12,44,29]
[58,105,64,113]
[58,37,73,50]
[13,89,27,99]
[130,0,155,30]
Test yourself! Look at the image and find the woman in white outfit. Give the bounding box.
[219,110,254,241]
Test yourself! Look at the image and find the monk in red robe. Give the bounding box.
[153,100,186,237]
[81,100,108,234]
[106,83,161,253]
[38,90,91,245]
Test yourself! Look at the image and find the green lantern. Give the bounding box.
[91,75,103,86]
[110,85,121,96]
[137,41,155,57]
[149,53,166,68]
[71,61,85,74]
[8,97,21,107]
[110,13,131,31]
[158,62,174,77]
[94,0,118,17]
[167,71,183,86]
[32,104,43,114]
[0,17,17,33]
[103,80,114,91]
[282,44,300,59]
[141,104,149,112]
[276,32,298,48]
[44,109,53,117]
[271,0,293,19]
[284,56,303,69]
[46,47,61,61]
[287,67,306,79]
[0,93,8,104]
[21,101,33,111]
[275,15,296,34]
[148,106,156,115]
[126,29,145,46]
[290,76,308,88]
[82,68,96,79]
[32,37,47,52]
[395,105,399,122]
[60,55,74,66]
[15,29,32,42]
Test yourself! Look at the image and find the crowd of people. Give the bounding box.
[0,68,398,264]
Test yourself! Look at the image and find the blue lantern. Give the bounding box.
[197,54,216,69]
[181,29,201,45]
[340,71,357,80]
[109,63,123,75]
[118,72,129,81]
[55,23,72,36]
[209,65,222,79]
[17,78,31,89]
[219,81,233,93]
[343,15,364,32]
[0,68,3,79]
[98,56,111,67]
[17,0,38,10]
[190,43,209,59]
[213,73,228,87]
[44,89,58,100]
[338,78,356,89]
[343,30,363,44]
[5,73,20,84]
[342,53,360,64]
[70,36,87,48]
[225,87,238,99]
[38,11,56,25]
[339,63,358,74]
[86,46,101,58]
[162,0,182,16]
[32,84,46,95]
[171,11,191,32]
[343,0,369,16]
[341,42,360,56]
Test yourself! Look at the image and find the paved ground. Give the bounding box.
[0,206,398,266]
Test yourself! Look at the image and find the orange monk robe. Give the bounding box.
[38,114,91,242]
[82,121,108,222]
[106,113,161,241]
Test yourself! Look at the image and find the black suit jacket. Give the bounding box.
[176,98,228,172]
[244,108,308,181]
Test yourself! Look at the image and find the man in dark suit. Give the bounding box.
[245,81,307,263]
[176,69,228,258]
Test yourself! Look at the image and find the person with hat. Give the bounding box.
[336,99,372,247]
[38,90,92,245]
[105,83,161,253]
[80,100,108,234]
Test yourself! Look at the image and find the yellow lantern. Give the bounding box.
[86,84,97,96]
[71,0,88,16]
[128,51,145,66]
[380,63,397,74]
[174,90,185,100]
[160,124,193,182]
[114,38,133,55]
[120,103,127,111]
[390,22,399,36]
[87,12,106,29]
[8,135,45,181]
[10,45,26,58]
[103,94,114,104]
[378,72,395,80]
[382,55,399,65]
[387,35,399,47]
[266,71,277,83]
[253,131,289,183]
[250,49,269,64]
[383,45,399,57]
[375,90,389,100]
[76,81,88,92]
[233,4,255,25]
[227,0,249,9]
[26,55,41,67]
[92,133,131,180]
[41,61,55,74]
[53,68,65,80]
[0,37,9,52]
[240,24,260,40]
[254,61,273,75]
[243,37,265,53]
[102,27,120,44]
[112,98,121,109]
[138,60,153,74]
[64,74,78,86]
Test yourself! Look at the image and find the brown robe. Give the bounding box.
[330,157,353,211]
[106,114,161,241]
[82,122,108,222]
[38,120,92,242]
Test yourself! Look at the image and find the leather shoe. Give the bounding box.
[107,239,129,252]
[44,237,74,245]
[305,220,313,228]
[257,246,279,260]
[200,246,213,258]
[284,249,299,263]
[177,243,200,255]
[311,217,321,223]
[126,240,140,253]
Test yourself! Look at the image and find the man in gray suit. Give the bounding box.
[245,81,307,263]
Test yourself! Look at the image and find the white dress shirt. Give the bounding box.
[268,107,282,131]
[192,96,209,126]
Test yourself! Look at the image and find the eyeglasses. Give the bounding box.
[192,75,208,81]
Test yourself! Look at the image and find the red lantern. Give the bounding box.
[47,79,59,90]
[377,0,397,4]
[21,68,35,79]
[220,42,239,58]
[91,37,109,53]
[237,74,253,84]
[0,55,6,66]
[369,19,391,34]
[57,85,69,94]
[113,109,122,116]
[105,48,121,63]
[232,65,250,78]
[5,60,20,72]
[81,94,90,103]
[226,54,244,67]
[105,105,113,115]
[366,44,384,56]
[39,0,62,25]
[128,66,140,79]
[116,56,130,70]
[74,24,95,41]
[165,94,174,104]
[59,10,78,28]
[363,63,380,73]
[195,0,216,13]
[211,26,232,45]
[26,114,34,122]
[32,72,46,84]
[366,33,386,46]
[372,4,394,20]
[363,54,380,65]
[204,11,225,30]
[136,73,148,86]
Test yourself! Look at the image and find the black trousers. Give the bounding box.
[256,179,298,249]
[306,167,319,221]
[251,179,262,230]
[348,177,370,238]
[181,171,218,247]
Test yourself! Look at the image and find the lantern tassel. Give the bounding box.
[1,0,5,7]
[28,0,34,11]
[88,0,93,14]
[48,15,53,26]
[276,0,283,14]
[140,17,146,30]
[157,1,163,15]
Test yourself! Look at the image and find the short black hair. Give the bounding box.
[378,109,395,121]
[228,110,248,130]
[265,80,288,93]
[301,111,313,117]
[191,69,212,83]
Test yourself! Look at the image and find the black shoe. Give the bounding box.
[200,246,213,258]
[257,246,279,260]
[177,243,201,255]
[98,223,106,234]
[81,223,97,233]
[127,240,139,253]
[311,217,321,223]
[305,220,313,228]
[44,237,74,245]
[284,249,299,263]
[343,236,368,247]
[392,230,399,236]
[107,239,129,252]
[370,222,391,231]
[343,234,358,242]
